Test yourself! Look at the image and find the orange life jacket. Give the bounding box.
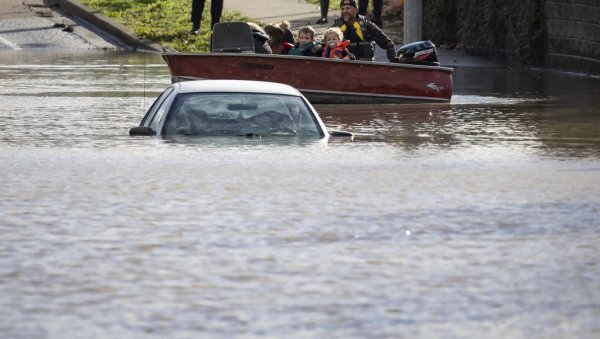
[322,40,351,59]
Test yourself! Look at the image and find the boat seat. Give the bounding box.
[211,22,256,54]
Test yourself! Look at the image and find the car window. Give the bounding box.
[142,87,174,127]
[163,93,324,137]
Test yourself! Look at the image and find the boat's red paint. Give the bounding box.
[162,52,453,104]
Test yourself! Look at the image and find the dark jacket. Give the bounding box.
[252,30,272,54]
[288,41,320,56]
[332,15,397,62]
[283,29,295,45]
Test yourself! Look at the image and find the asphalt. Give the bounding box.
[0,0,497,67]
[225,0,326,34]
[0,0,160,51]
[223,0,498,67]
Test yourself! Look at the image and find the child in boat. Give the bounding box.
[288,26,321,56]
[321,27,355,60]
[279,20,295,45]
[264,23,293,55]
[247,22,272,54]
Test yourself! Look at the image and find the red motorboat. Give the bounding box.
[162,23,453,104]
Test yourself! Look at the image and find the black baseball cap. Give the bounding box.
[340,0,358,8]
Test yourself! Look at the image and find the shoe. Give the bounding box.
[316,17,327,24]
[189,26,199,35]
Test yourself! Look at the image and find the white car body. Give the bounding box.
[131,80,332,140]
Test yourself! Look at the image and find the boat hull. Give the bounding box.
[162,53,453,104]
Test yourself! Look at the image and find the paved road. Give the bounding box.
[0,0,118,50]
[224,0,497,66]
[0,0,496,66]
[225,0,327,34]
[0,0,329,52]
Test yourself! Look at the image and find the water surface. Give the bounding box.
[1,51,599,338]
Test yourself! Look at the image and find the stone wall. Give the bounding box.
[422,0,544,66]
[422,0,600,75]
[544,0,600,75]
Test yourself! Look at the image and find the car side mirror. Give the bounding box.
[129,126,155,136]
[329,130,354,138]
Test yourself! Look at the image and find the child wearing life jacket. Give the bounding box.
[288,26,321,57]
[321,27,356,60]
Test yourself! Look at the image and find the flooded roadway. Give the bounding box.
[1,50,599,338]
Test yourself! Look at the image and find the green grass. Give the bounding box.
[79,0,403,50]
[79,0,254,52]
[304,0,336,9]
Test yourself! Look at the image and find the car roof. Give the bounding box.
[176,80,303,96]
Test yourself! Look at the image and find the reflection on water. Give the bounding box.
[1,51,599,338]
[318,98,600,158]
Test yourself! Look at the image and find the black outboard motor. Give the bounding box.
[396,40,440,66]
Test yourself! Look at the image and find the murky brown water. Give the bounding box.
[1,50,599,338]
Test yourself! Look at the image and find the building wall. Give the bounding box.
[422,0,600,75]
[543,0,600,75]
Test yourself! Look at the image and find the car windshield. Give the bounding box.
[163,92,323,137]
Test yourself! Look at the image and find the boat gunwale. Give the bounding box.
[162,51,454,74]
[174,75,451,103]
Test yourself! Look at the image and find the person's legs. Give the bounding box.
[372,0,383,26]
[316,0,329,24]
[210,0,223,29]
[358,0,368,16]
[191,0,206,32]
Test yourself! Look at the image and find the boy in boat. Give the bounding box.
[320,27,355,60]
[288,26,321,57]
[332,0,399,62]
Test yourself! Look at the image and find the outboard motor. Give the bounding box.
[396,40,440,66]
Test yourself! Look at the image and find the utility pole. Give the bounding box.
[404,0,422,44]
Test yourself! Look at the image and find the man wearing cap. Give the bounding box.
[332,0,399,62]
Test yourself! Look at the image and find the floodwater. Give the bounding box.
[1,51,599,338]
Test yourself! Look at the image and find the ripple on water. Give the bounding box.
[1,52,600,338]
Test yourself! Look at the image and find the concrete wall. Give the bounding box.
[544,0,600,75]
[422,0,600,75]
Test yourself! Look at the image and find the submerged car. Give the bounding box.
[129,80,349,139]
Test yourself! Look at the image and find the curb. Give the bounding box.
[51,0,163,52]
